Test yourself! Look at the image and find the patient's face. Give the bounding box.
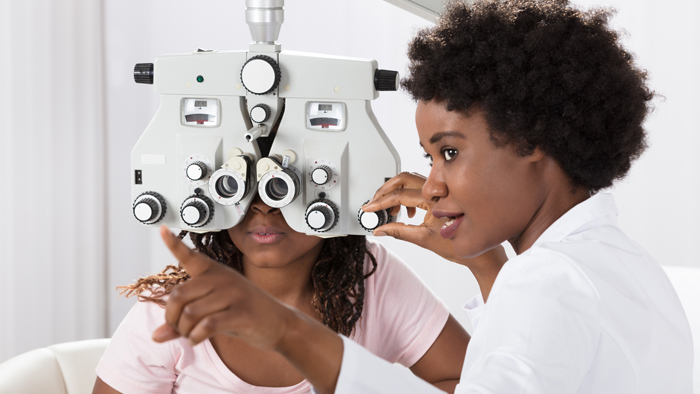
[227,194,324,269]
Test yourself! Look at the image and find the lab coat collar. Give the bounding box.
[462,292,485,330]
[531,192,618,248]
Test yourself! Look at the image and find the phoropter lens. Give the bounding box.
[265,177,289,201]
[216,175,239,198]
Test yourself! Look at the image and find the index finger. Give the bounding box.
[370,172,427,203]
[363,188,428,214]
[160,225,213,277]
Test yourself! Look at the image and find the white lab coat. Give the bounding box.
[333,193,694,393]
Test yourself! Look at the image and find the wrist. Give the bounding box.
[274,306,309,356]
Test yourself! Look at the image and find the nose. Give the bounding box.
[422,165,447,202]
[249,193,280,215]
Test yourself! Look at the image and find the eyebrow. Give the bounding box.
[420,131,466,147]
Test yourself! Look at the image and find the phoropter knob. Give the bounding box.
[133,191,166,225]
[374,69,399,91]
[186,161,208,181]
[358,201,391,232]
[305,199,339,233]
[240,55,281,95]
[250,104,271,123]
[311,165,332,186]
[134,63,154,84]
[180,194,214,228]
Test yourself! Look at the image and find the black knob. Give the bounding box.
[240,55,281,95]
[133,191,166,225]
[250,104,271,123]
[134,63,154,84]
[374,69,399,91]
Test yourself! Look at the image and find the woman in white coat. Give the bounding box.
[151,0,694,393]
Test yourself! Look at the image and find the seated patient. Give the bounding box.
[93,194,470,394]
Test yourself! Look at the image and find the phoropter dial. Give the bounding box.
[186,161,208,181]
[250,104,271,124]
[240,55,281,95]
[311,165,332,186]
[180,194,214,228]
[133,191,166,225]
[357,201,392,232]
[305,199,339,233]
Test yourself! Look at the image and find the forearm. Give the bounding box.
[275,309,344,394]
[433,380,459,393]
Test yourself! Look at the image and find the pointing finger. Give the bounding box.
[152,323,180,343]
[160,225,213,277]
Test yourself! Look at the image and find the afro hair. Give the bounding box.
[402,0,653,192]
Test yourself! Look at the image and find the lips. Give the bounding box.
[433,210,465,239]
[248,225,285,244]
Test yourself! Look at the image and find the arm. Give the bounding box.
[92,377,122,394]
[155,227,452,394]
[410,315,470,393]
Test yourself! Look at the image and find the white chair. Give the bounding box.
[0,338,109,394]
[662,265,700,394]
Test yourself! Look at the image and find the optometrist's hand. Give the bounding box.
[362,172,471,263]
[151,226,294,350]
[362,172,507,267]
[151,226,344,394]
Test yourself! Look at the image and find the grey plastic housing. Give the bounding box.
[131,47,401,235]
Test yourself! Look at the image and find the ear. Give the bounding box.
[527,146,546,163]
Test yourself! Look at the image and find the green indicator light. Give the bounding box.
[196,75,204,83]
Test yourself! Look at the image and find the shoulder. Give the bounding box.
[493,248,601,306]
[364,239,416,277]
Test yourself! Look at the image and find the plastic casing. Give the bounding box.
[130,47,401,236]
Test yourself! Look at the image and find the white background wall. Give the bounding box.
[1,0,699,362]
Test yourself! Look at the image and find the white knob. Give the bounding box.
[311,166,331,185]
[250,104,271,123]
[182,205,202,225]
[241,56,280,95]
[307,210,328,230]
[186,162,207,181]
[360,211,380,230]
[134,202,155,222]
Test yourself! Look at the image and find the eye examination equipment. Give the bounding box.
[130,0,443,236]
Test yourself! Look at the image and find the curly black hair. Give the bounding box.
[402,0,653,191]
[119,232,377,336]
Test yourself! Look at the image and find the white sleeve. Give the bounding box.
[333,335,446,394]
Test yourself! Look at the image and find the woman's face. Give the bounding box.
[228,194,324,269]
[417,100,546,258]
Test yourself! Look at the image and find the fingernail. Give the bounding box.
[373,231,387,237]
[187,338,196,347]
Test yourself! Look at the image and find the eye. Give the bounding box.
[442,148,458,161]
[423,152,433,167]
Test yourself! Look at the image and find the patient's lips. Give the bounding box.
[248,225,285,244]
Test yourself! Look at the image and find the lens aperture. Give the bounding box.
[265,177,288,201]
[216,176,239,198]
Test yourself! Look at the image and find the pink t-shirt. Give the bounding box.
[96,240,449,394]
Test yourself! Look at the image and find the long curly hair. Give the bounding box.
[119,231,377,336]
[402,0,652,192]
